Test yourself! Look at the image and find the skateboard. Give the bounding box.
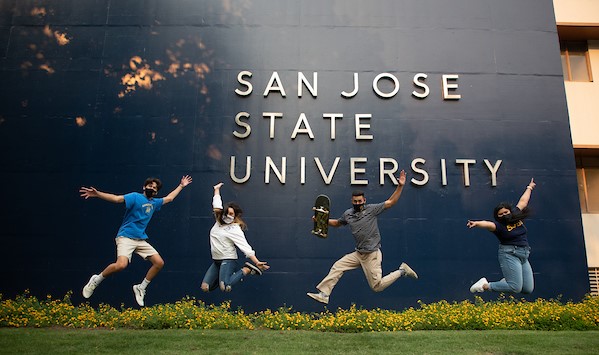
[311,194,330,238]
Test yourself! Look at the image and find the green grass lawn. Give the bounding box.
[1,329,598,355]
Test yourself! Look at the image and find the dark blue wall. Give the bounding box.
[0,0,589,312]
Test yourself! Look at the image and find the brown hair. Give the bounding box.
[214,202,247,230]
[144,177,163,191]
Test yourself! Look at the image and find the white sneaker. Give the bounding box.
[82,275,99,299]
[399,262,418,279]
[132,284,146,306]
[307,291,329,305]
[470,277,488,293]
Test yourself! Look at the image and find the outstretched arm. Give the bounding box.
[516,178,536,210]
[466,220,496,231]
[163,175,193,205]
[312,217,342,227]
[384,169,406,209]
[79,186,124,204]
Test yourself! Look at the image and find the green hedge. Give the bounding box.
[1,291,598,331]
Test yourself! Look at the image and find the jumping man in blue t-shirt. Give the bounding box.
[80,175,192,306]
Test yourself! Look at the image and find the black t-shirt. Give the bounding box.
[492,208,529,247]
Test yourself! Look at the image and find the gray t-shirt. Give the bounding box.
[338,202,386,253]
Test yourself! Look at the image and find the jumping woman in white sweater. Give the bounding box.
[200,182,270,292]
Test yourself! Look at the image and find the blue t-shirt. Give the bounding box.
[492,208,529,247]
[116,192,163,240]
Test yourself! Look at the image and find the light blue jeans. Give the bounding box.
[201,259,245,292]
[489,244,534,294]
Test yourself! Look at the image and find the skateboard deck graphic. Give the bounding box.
[312,194,330,238]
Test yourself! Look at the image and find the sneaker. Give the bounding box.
[470,277,488,293]
[132,284,146,306]
[307,291,329,305]
[82,275,99,299]
[244,262,263,276]
[399,262,418,279]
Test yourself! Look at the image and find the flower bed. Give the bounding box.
[1,291,598,331]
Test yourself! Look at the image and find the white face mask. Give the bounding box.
[223,215,234,224]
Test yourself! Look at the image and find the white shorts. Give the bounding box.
[116,236,158,262]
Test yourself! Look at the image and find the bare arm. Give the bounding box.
[516,178,536,210]
[384,169,406,209]
[328,219,342,227]
[79,186,125,204]
[162,175,193,205]
[466,220,496,231]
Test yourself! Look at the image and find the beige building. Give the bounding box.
[554,0,599,294]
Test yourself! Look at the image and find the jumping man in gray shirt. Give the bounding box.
[307,170,418,305]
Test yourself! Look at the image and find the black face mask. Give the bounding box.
[144,188,156,198]
[498,214,515,225]
[353,203,364,212]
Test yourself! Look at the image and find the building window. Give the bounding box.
[576,151,599,213]
[561,41,593,82]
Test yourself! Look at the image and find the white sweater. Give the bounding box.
[209,222,256,260]
[210,195,256,260]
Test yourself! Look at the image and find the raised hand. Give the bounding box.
[79,186,98,199]
[213,182,224,190]
[180,175,193,187]
[528,178,535,190]
[397,169,406,186]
